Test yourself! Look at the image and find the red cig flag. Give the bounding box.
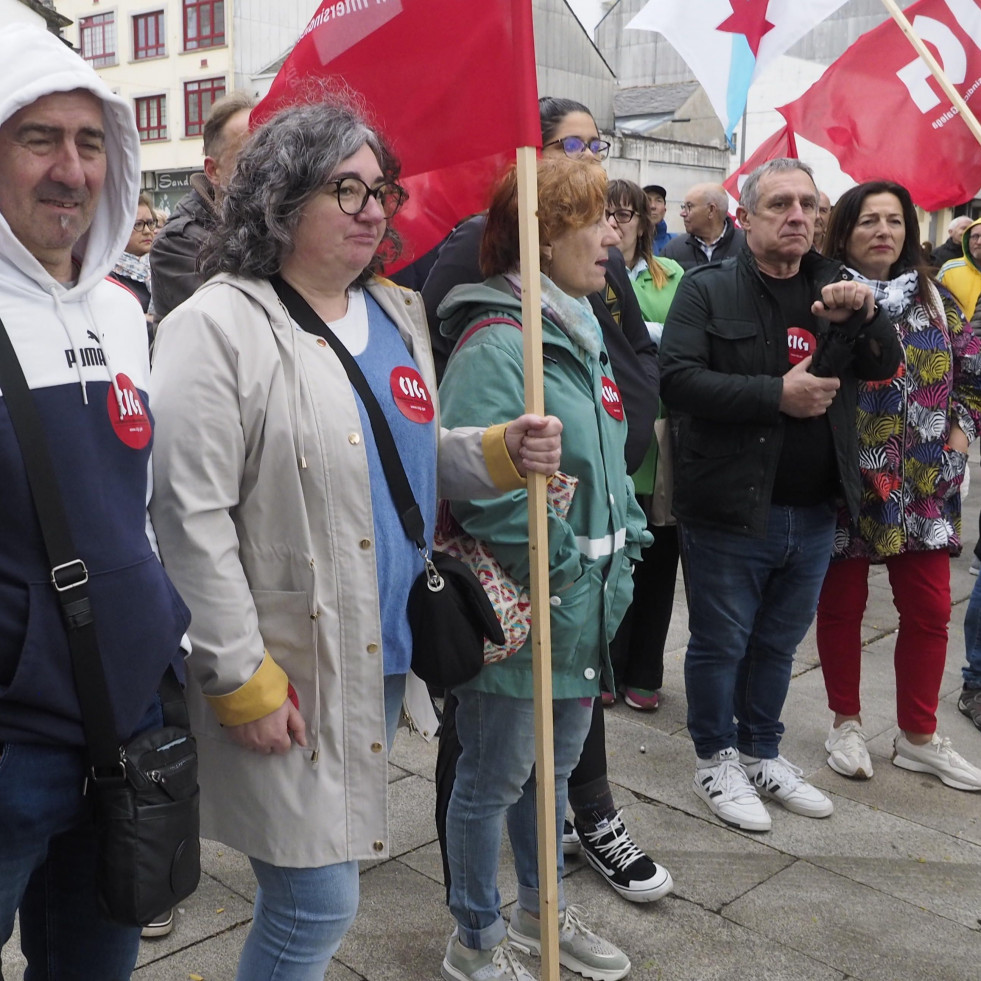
[780,0,981,211]
[254,0,541,270]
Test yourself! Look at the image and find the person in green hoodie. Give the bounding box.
[603,179,684,713]
[435,156,652,981]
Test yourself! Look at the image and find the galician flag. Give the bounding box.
[627,0,849,140]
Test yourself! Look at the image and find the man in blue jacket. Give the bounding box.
[660,159,901,834]
[0,24,189,976]
[644,183,676,255]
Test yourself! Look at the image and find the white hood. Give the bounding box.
[0,23,141,297]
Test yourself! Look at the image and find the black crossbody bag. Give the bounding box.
[270,276,504,688]
[0,317,200,926]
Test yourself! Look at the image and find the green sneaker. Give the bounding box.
[441,935,535,981]
[507,905,630,981]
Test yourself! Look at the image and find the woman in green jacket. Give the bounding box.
[436,157,651,981]
[604,179,684,712]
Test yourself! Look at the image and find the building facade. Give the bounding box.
[54,0,321,213]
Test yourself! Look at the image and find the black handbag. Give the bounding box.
[0,317,200,926]
[269,276,505,688]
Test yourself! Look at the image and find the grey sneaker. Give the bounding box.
[959,687,981,731]
[892,732,981,791]
[441,935,535,981]
[508,905,630,981]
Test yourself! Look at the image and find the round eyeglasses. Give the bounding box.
[605,208,638,225]
[543,136,611,160]
[132,219,157,232]
[325,177,408,218]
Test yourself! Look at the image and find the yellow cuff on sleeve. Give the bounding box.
[483,422,525,491]
[205,651,289,726]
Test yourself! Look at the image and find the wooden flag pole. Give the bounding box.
[880,0,981,148]
[515,144,560,981]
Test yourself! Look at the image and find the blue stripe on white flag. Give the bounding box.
[725,36,756,140]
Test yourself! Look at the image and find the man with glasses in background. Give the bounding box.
[662,182,744,271]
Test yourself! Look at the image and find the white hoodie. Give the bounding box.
[0,24,190,748]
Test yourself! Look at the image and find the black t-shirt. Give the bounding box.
[761,272,840,507]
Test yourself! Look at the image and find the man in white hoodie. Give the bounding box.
[0,24,190,976]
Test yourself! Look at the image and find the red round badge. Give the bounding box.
[390,367,434,424]
[106,373,152,449]
[601,376,624,421]
[787,327,817,366]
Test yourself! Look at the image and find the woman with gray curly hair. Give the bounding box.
[148,96,561,980]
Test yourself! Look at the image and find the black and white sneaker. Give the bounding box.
[575,811,673,903]
[562,818,582,856]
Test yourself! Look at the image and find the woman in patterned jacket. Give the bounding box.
[816,180,981,791]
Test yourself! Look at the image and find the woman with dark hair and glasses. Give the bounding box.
[148,95,561,981]
[603,179,684,714]
[816,179,981,792]
[111,193,157,332]
[423,96,670,913]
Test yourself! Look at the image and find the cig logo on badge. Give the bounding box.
[787,327,816,366]
[390,367,434,423]
[601,376,624,421]
[106,373,152,449]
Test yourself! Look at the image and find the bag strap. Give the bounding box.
[456,316,522,351]
[269,275,429,553]
[0,316,123,778]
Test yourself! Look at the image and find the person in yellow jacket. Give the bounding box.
[938,216,981,320]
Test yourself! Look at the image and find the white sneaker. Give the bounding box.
[892,732,981,791]
[693,747,771,831]
[742,754,834,818]
[825,721,874,779]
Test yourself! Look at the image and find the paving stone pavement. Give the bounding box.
[6,544,981,981]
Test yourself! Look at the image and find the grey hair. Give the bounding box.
[740,158,816,215]
[199,96,402,282]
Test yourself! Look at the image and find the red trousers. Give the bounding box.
[816,550,950,734]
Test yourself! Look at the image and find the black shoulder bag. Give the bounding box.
[0,318,200,926]
[269,276,504,688]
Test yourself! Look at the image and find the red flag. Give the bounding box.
[253,0,540,271]
[780,0,981,210]
[723,124,799,202]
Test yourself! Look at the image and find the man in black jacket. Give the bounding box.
[149,92,254,321]
[661,182,745,271]
[660,159,901,834]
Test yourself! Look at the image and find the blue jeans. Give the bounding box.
[0,701,163,981]
[235,673,407,981]
[445,689,593,950]
[963,574,981,689]
[681,504,836,760]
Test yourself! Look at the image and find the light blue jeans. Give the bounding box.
[235,673,407,981]
[445,688,594,950]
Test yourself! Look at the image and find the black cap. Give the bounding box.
[643,184,667,198]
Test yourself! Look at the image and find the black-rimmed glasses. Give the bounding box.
[543,136,611,160]
[325,177,408,218]
[606,208,638,225]
[132,219,157,232]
